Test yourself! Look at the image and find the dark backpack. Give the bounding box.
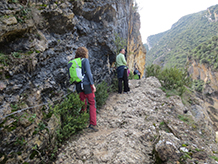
[134,69,139,75]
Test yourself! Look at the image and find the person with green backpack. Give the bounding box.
[68,47,98,132]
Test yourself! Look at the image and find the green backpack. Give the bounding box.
[67,58,84,84]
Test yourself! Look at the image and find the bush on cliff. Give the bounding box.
[128,71,139,80]
[192,79,204,93]
[95,81,110,109]
[146,64,192,96]
[188,35,218,70]
[51,93,89,142]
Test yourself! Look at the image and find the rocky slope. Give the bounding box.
[0,0,145,163]
[56,77,218,164]
[188,60,218,130]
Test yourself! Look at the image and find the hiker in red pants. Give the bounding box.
[75,47,98,132]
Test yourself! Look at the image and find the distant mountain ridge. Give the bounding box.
[146,4,218,68]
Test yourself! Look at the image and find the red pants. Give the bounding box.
[79,87,97,126]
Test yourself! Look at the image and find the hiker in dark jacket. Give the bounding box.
[134,68,141,79]
[75,47,98,132]
[116,48,130,94]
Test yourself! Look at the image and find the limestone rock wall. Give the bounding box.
[188,60,218,130]
[127,11,146,77]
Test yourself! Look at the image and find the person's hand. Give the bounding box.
[92,84,96,92]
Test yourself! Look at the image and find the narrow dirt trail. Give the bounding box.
[55,77,218,164]
[55,78,161,164]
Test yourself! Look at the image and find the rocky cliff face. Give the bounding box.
[207,4,218,22]
[127,11,146,76]
[188,60,218,130]
[0,0,145,163]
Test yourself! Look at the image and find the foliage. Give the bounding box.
[15,6,32,23]
[159,67,191,92]
[0,53,9,66]
[95,81,110,109]
[146,64,192,96]
[146,5,218,69]
[33,122,47,135]
[128,71,139,80]
[178,115,190,122]
[12,52,21,58]
[110,74,119,92]
[145,64,161,77]
[133,74,139,79]
[159,121,171,133]
[192,79,204,93]
[0,50,39,66]
[147,32,167,48]
[51,93,89,142]
[1,91,90,162]
[128,71,134,79]
[208,5,218,21]
[8,0,18,3]
[114,33,127,55]
[188,35,218,70]
[210,155,218,161]
[178,114,197,129]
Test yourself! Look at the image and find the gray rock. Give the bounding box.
[2,16,17,25]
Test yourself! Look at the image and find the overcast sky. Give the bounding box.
[136,0,218,43]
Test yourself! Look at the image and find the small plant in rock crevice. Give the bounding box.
[15,6,32,23]
[0,53,9,66]
[210,155,218,161]
[192,79,204,93]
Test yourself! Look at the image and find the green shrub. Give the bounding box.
[51,93,89,142]
[129,71,139,80]
[110,76,118,93]
[145,64,161,77]
[178,115,190,122]
[159,67,191,93]
[133,74,139,79]
[192,79,204,92]
[210,155,218,161]
[12,52,21,58]
[95,81,110,109]
[128,71,134,79]
[15,6,31,23]
[146,64,192,96]
[0,53,9,66]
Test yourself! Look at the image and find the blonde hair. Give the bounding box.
[75,47,88,59]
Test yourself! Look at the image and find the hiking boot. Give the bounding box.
[88,124,99,132]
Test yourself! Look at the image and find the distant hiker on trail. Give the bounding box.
[134,68,141,79]
[116,48,130,94]
[74,47,98,132]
